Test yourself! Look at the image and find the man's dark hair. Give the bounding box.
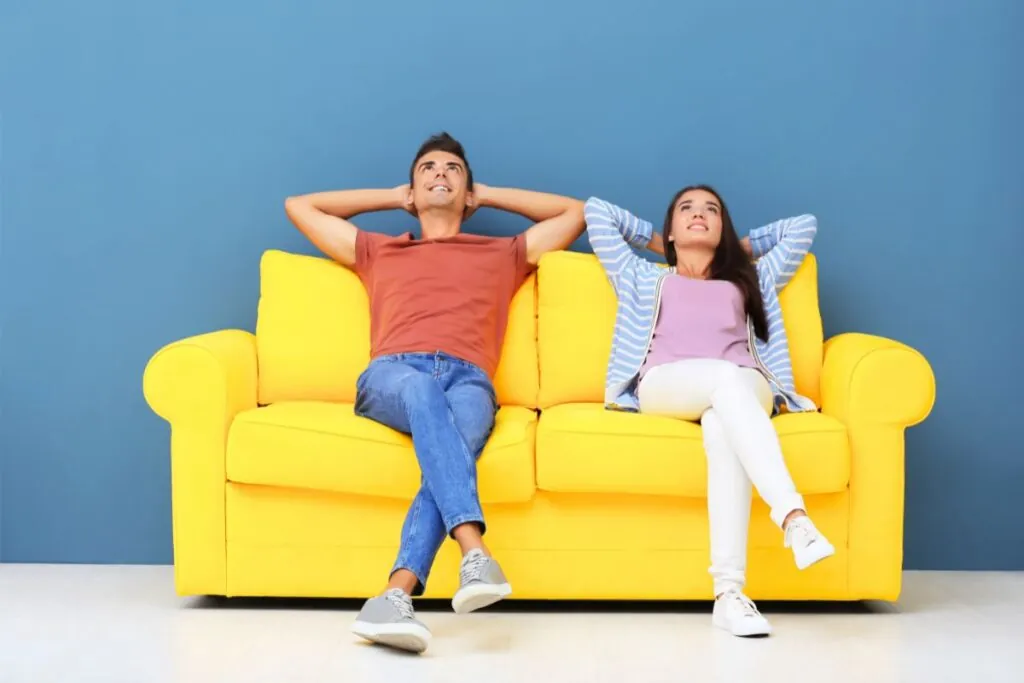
[409,132,474,189]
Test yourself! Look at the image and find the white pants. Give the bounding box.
[638,359,805,596]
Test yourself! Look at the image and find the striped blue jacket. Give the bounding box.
[583,197,819,414]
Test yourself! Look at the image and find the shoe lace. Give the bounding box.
[785,518,814,548]
[725,590,761,618]
[459,551,489,585]
[384,589,415,620]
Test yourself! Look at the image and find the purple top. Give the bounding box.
[639,275,758,378]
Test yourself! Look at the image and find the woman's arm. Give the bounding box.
[748,214,818,292]
[584,197,656,289]
[647,232,666,256]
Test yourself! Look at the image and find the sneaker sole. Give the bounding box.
[712,613,772,638]
[351,620,431,654]
[451,582,512,614]
[795,540,836,570]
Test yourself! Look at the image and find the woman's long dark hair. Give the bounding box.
[662,185,769,342]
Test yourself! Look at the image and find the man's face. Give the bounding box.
[409,150,472,214]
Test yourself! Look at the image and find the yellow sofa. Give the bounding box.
[143,248,935,601]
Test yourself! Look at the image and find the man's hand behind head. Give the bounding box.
[394,184,417,216]
[463,183,488,220]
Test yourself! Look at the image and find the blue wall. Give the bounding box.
[2,0,1021,569]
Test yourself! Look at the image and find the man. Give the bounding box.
[284,132,585,653]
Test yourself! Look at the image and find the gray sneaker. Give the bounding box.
[350,588,431,653]
[451,549,512,614]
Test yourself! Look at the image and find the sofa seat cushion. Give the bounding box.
[536,404,849,498]
[227,402,537,504]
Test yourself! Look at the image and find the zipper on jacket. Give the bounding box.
[613,269,671,405]
[748,319,818,411]
[746,319,785,389]
[635,269,671,377]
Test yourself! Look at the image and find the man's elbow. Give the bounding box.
[284,195,306,214]
[558,202,587,243]
[567,199,586,228]
[284,195,317,226]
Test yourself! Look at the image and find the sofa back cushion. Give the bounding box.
[536,252,823,407]
[778,254,824,405]
[255,249,539,408]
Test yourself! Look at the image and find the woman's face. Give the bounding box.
[669,188,723,249]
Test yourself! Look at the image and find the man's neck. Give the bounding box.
[419,210,463,240]
[673,247,714,279]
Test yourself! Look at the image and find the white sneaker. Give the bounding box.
[713,590,772,637]
[784,516,836,570]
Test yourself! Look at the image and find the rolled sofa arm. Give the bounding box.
[144,329,258,428]
[820,332,936,600]
[142,329,257,596]
[822,332,935,427]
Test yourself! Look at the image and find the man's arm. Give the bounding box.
[284,187,408,267]
[475,185,585,265]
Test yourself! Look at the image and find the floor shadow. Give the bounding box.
[186,595,885,615]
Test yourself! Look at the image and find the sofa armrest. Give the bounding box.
[144,329,258,428]
[822,332,935,427]
[820,332,935,600]
[143,329,257,596]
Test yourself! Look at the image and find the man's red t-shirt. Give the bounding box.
[354,230,535,378]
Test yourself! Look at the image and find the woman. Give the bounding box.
[584,186,835,637]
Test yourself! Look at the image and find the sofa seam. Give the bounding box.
[233,417,532,449]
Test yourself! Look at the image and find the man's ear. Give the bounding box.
[403,186,418,216]
[463,191,478,219]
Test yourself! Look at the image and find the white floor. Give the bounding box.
[0,566,1021,683]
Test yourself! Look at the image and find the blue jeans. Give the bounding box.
[354,352,497,595]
